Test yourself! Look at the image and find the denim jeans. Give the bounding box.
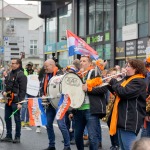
[74,109,99,150]
[20,101,29,122]
[84,120,102,142]
[5,103,21,138]
[118,128,136,150]
[141,122,150,137]
[46,104,56,147]
[65,111,75,141]
[20,94,33,122]
[57,114,70,148]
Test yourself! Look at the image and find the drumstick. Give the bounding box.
[16,96,52,104]
[69,120,73,132]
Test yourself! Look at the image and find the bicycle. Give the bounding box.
[0,115,4,139]
[0,92,5,139]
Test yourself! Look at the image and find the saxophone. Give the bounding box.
[102,93,115,122]
[146,95,150,112]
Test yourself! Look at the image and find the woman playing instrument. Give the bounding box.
[108,59,147,150]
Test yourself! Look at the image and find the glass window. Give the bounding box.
[104,0,110,31]
[79,0,85,36]
[116,29,122,41]
[30,40,38,55]
[139,23,148,38]
[104,43,111,60]
[95,0,103,33]
[46,17,57,44]
[88,0,95,34]
[95,45,103,59]
[58,4,73,41]
[117,0,125,28]
[138,0,148,23]
[126,0,136,25]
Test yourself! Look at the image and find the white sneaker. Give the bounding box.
[36,127,41,133]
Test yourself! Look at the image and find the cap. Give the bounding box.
[27,62,33,66]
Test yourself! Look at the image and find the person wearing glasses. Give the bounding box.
[1,58,27,143]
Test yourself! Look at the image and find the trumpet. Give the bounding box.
[97,72,125,87]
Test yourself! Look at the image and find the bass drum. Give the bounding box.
[47,75,64,109]
[60,73,85,109]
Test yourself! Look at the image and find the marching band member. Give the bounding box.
[40,59,70,150]
[1,58,27,143]
[108,59,147,150]
[40,59,59,150]
[72,55,108,150]
[141,57,150,137]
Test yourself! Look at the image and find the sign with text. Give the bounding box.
[137,38,148,56]
[86,33,104,44]
[27,75,40,96]
[122,23,138,41]
[126,40,136,57]
[116,42,125,59]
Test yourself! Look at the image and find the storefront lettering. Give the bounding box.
[87,35,103,44]
[116,47,124,53]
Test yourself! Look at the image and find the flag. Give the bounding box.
[66,30,99,59]
[28,98,47,126]
[56,94,71,120]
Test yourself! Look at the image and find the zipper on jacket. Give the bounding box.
[99,98,104,113]
[125,100,128,130]
[135,97,139,133]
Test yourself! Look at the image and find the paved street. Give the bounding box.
[0,92,141,150]
[0,101,112,150]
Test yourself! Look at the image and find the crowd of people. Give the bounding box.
[0,56,150,150]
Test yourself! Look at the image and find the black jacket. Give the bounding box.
[5,68,27,103]
[86,70,108,118]
[109,76,146,135]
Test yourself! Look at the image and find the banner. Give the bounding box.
[28,98,47,126]
[56,94,71,120]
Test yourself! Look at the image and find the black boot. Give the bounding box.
[43,147,56,150]
[13,137,20,143]
[1,136,13,142]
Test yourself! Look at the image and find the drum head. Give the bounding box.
[61,73,85,109]
[47,75,64,109]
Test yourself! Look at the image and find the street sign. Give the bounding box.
[0,46,4,53]
[3,37,8,41]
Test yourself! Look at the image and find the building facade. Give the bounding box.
[0,2,44,68]
[32,0,150,68]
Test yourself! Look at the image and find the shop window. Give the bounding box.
[104,43,111,60]
[46,17,57,45]
[138,0,148,23]
[126,0,136,25]
[95,0,103,33]
[95,45,103,59]
[88,0,96,34]
[139,23,148,38]
[58,4,73,41]
[116,29,122,42]
[104,0,110,31]
[117,0,125,28]
[79,0,85,36]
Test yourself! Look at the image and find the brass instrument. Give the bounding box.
[102,94,115,122]
[146,95,150,112]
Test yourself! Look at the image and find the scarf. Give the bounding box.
[44,66,58,96]
[109,74,145,136]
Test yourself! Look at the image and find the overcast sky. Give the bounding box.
[5,0,38,4]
